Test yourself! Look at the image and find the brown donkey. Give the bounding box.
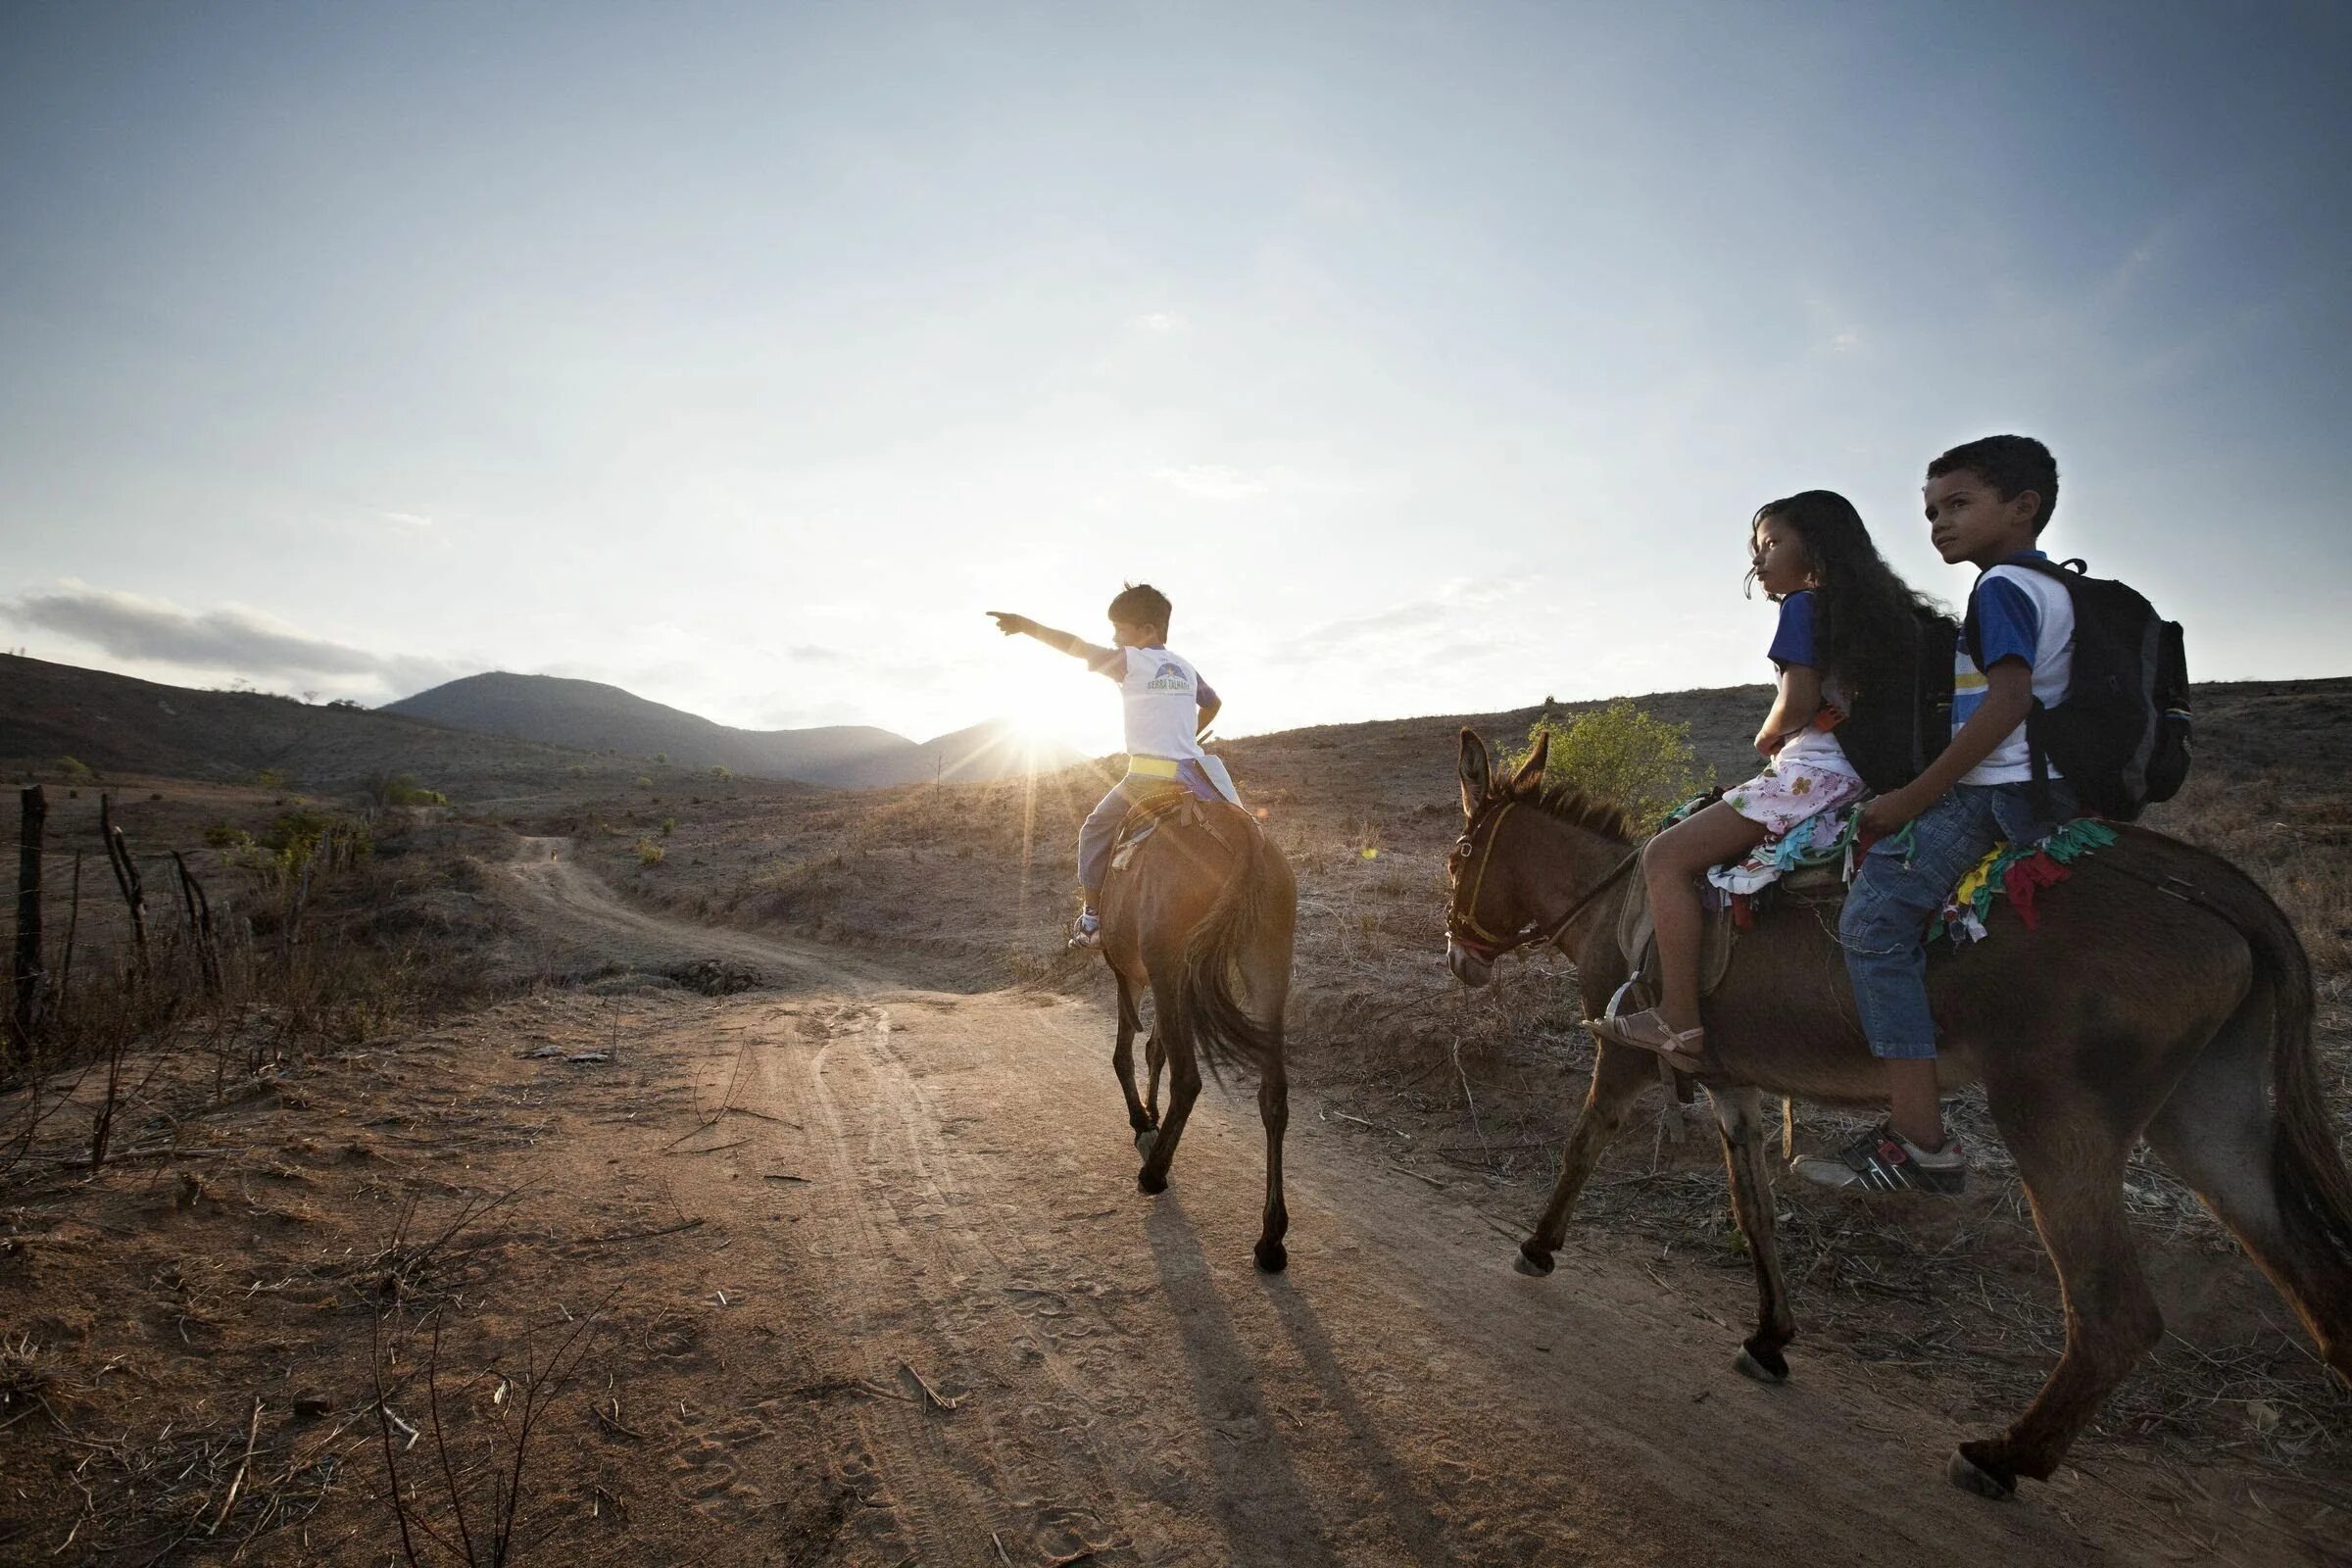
[1098,799,1299,1271]
[1445,729,2352,1496]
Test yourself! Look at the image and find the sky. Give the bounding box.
[3,2,2347,756]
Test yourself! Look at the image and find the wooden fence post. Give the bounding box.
[60,850,81,1024]
[172,851,220,996]
[12,784,44,1051]
[99,794,147,967]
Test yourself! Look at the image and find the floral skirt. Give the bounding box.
[1721,760,1867,840]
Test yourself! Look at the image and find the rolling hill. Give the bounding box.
[0,653,659,794]
[0,657,1086,794]
[385,672,1082,787]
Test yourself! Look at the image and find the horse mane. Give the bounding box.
[1515,781,1633,844]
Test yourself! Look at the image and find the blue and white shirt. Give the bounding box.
[1956,552,2076,786]
[1089,644,1219,763]
[1763,591,1858,778]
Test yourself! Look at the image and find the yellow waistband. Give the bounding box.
[1125,756,1182,779]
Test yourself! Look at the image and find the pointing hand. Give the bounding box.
[987,612,1032,637]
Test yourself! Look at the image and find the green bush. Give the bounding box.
[660,817,676,836]
[636,837,666,867]
[255,767,290,790]
[364,772,449,809]
[710,765,731,781]
[225,808,371,880]
[56,757,93,781]
[1515,699,1707,834]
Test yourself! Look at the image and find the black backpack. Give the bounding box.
[1963,558,2191,821]
[1837,606,1958,796]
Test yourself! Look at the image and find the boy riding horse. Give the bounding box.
[987,583,1229,947]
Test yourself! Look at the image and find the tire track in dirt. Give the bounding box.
[804,1003,1141,1563]
[502,837,893,991]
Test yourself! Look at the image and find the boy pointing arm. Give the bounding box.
[988,586,1226,947]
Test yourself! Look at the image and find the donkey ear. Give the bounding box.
[1509,732,1550,797]
[1457,728,1492,817]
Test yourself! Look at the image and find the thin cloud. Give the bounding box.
[1131,311,1189,334]
[1149,464,1268,502]
[1272,579,1521,662]
[3,580,463,697]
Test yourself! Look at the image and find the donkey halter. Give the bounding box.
[1446,797,1640,963]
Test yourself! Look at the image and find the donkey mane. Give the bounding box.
[1514,781,1633,844]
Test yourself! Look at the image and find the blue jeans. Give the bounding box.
[1077,777,1157,898]
[1839,781,2079,1060]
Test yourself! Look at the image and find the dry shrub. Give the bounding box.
[2146,770,2352,977]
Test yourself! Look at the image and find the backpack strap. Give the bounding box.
[1963,557,2082,817]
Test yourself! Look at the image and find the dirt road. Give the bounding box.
[470,842,2264,1567]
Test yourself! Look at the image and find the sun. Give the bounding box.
[996,664,1108,759]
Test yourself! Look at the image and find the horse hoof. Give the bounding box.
[1137,1169,1168,1196]
[1734,1346,1788,1385]
[1132,1127,1156,1155]
[1254,1240,1289,1274]
[1513,1242,1554,1277]
[1947,1447,2017,1499]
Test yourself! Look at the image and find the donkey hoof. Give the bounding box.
[1513,1242,1555,1278]
[1947,1446,2017,1500]
[1734,1345,1788,1385]
[1137,1168,1168,1196]
[1253,1239,1289,1274]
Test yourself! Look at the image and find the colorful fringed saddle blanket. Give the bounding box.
[1930,817,2119,943]
[1668,794,2121,944]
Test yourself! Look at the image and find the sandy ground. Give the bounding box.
[2,840,2343,1565]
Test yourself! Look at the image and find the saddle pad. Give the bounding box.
[1613,867,1738,999]
[1108,792,1254,874]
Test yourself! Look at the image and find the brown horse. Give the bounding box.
[1444,728,2352,1496]
[1098,795,1299,1271]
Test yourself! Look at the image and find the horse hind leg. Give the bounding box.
[1145,1030,1165,1132]
[1253,1047,1291,1273]
[2144,995,2352,1381]
[1135,956,1200,1196]
[1712,1086,1797,1383]
[1112,972,1153,1147]
[1244,938,1294,1274]
[1956,1088,2163,1496]
[1517,1042,1654,1276]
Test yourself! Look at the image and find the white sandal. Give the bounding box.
[1588,1007,1708,1073]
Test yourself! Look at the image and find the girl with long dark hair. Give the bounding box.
[1594,490,1937,1070]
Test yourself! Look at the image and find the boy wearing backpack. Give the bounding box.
[1798,435,2082,1196]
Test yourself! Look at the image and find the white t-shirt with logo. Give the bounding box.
[1955,556,2077,786]
[1092,645,1218,761]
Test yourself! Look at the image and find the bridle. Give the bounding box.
[1446,798,1641,964]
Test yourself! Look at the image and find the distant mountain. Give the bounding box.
[0,654,671,793]
[384,672,1083,787]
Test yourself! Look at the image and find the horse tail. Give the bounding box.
[1178,817,1291,1082]
[2208,864,2352,1268]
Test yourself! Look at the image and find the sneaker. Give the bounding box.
[1068,910,1102,951]
[1792,1122,1968,1196]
